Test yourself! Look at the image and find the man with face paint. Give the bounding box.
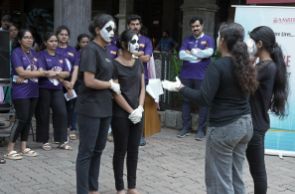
[111,29,145,194]
[178,16,214,140]
[127,14,157,146]
[75,14,120,194]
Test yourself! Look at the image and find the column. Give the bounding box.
[181,0,218,38]
[54,0,91,46]
[115,0,134,34]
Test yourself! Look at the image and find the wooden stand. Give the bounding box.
[143,93,161,137]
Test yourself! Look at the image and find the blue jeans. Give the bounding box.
[76,114,111,194]
[181,78,208,135]
[205,114,253,194]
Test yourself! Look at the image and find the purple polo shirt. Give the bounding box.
[56,46,77,73]
[11,47,40,100]
[138,35,153,83]
[107,37,119,59]
[180,34,214,80]
[38,50,69,90]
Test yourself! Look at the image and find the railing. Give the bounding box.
[153,51,183,110]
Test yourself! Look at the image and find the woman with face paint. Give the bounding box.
[246,26,288,194]
[75,14,120,194]
[162,23,258,194]
[35,32,71,151]
[55,25,79,140]
[6,29,46,160]
[111,29,145,194]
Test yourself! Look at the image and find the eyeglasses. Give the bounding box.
[22,36,34,40]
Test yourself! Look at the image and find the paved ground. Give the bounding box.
[0,128,295,194]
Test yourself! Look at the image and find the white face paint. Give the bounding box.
[100,21,116,43]
[128,34,139,54]
[246,38,257,57]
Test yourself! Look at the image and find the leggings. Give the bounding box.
[10,98,37,142]
[111,116,143,191]
[246,129,267,194]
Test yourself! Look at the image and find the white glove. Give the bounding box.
[109,79,121,94]
[128,109,142,124]
[162,76,182,92]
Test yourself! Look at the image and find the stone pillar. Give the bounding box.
[115,0,134,34]
[54,0,91,46]
[181,0,218,39]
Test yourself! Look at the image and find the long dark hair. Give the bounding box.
[250,26,289,117]
[39,32,56,50]
[12,29,33,49]
[220,22,258,94]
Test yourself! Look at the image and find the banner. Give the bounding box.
[235,6,295,131]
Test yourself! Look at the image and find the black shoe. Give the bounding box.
[0,157,6,164]
[140,137,146,146]
[195,132,205,141]
[177,129,190,138]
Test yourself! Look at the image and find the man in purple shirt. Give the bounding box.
[127,14,153,146]
[178,16,214,140]
[107,36,119,59]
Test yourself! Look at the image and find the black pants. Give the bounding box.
[76,114,110,194]
[10,98,37,142]
[35,88,67,143]
[246,129,267,194]
[112,116,143,191]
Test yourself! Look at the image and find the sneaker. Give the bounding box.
[139,137,146,146]
[195,131,205,141]
[177,129,190,138]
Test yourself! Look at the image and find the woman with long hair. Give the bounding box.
[6,29,46,160]
[112,29,145,194]
[55,25,79,139]
[36,32,71,151]
[162,22,258,194]
[75,14,120,194]
[246,26,289,194]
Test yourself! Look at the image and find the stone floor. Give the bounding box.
[0,128,295,194]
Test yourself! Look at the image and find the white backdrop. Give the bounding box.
[235,6,295,131]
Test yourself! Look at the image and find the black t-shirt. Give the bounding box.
[112,59,144,118]
[180,56,251,127]
[76,41,113,118]
[250,60,277,131]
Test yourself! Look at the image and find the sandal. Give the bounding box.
[4,150,23,160]
[0,157,6,164]
[42,143,52,151]
[58,142,72,150]
[21,148,38,157]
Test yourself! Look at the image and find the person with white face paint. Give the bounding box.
[111,30,145,194]
[75,14,120,194]
[127,14,159,147]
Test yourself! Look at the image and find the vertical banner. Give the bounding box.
[235,6,295,131]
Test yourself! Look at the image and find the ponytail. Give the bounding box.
[231,40,258,94]
[270,43,289,117]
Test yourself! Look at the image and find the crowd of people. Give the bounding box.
[0,11,289,194]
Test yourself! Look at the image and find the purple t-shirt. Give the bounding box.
[107,38,119,59]
[56,46,77,73]
[180,34,214,80]
[11,47,40,100]
[38,50,69,90]
[138,35,153,83]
